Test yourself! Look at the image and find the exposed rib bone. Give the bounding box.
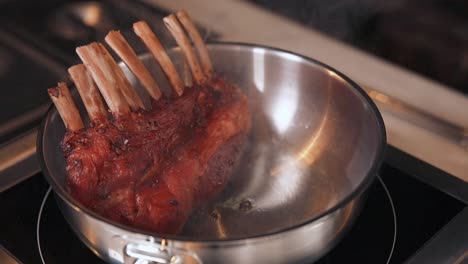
[76,43,131,116]
[105,31,162,100]
[96,43,145,111]
[133,21,184,96]
[68,64,108,121]
[163,14,205,84]
[176,10,213,78]
[48,82,84,131]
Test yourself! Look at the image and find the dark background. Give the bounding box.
[251,0,468,96]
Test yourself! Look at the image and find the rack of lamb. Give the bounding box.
[48,11,251,234]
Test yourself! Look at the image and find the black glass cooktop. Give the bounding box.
[1,147,466,264]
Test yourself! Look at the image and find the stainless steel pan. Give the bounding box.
[38,43,386,264]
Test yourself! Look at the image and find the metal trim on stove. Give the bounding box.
[0,129,39,193]
[406,207,468,264]
[0,29,68,192]
[0,30,66,141]
[386,146,468,204]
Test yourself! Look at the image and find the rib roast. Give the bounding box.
[48,11,251,234]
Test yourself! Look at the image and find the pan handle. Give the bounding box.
[110,236,202,264]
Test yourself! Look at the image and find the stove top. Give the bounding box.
[1,147,467,264]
